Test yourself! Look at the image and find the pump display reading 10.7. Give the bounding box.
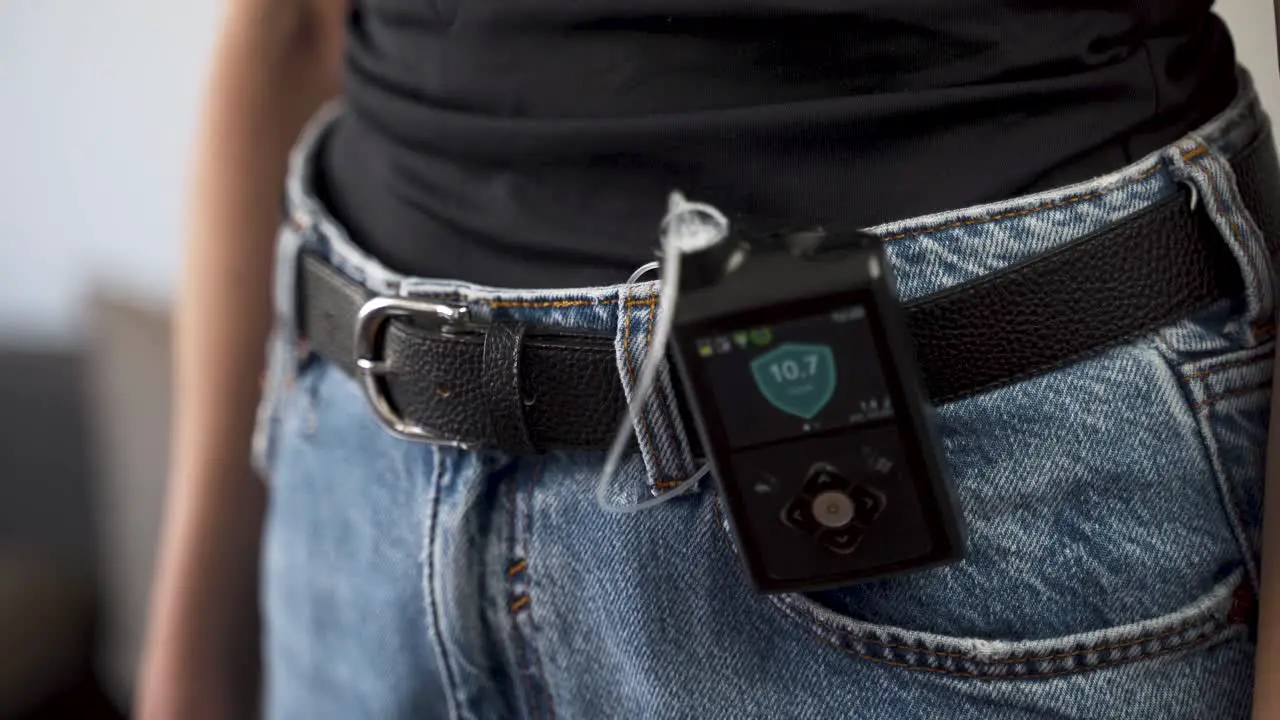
[694,305,895,450]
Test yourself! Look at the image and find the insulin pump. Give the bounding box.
[668,223,966,593]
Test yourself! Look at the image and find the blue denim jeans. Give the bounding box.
[254,71,1276,719]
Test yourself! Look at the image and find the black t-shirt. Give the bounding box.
[319,0,1237,287]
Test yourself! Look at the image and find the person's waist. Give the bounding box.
[291,67,1268,304]
[281,73,1277,453]
[319,106,1223,287]
[326,56,1238,286]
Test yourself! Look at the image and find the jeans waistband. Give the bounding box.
[261,66,1274,489]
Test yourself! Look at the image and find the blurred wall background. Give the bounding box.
[0,0,219,345]
[0,2,218,715]
[0,0,1276,717]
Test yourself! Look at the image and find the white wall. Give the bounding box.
[1221,0,1280,127]
[0,0,1275,347]
[0,0,220,347]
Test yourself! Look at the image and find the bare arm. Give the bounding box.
[135,2,344,718]
[1255,6,1280,718]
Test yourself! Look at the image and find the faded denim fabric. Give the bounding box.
[254,70,1276,719]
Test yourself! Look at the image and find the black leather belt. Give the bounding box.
[298,133,1280,452]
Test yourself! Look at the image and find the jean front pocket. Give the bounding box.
[1176,338,1274,589]
[724,319,1262,694]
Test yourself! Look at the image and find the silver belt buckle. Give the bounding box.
[353,295,475,447]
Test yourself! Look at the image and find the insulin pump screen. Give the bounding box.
[693,305,894,450]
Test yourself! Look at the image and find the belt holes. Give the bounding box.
[437,383,453,398]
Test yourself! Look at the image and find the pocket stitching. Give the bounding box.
[773,593,1225,665]
[779,608,1234,681]
[1184,354,1273,380]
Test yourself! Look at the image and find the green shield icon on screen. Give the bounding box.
[749,343,837,419]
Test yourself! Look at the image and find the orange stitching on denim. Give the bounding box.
[522,457,556,720]
[491,298,601,309]
[487,296,658,310]
[882,165,1163,243]
[509,461,543,720]
[1193,382,1273,409]
[1182,146,1210,162]
[1184,354,1275,380]
[518,461,556,720]
[507,461,539,720]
